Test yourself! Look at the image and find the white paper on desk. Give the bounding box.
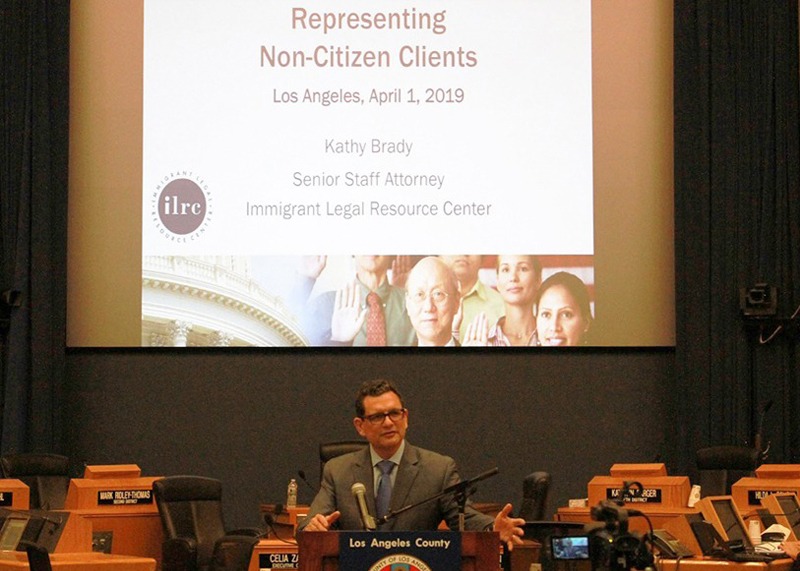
[754,523,791,554]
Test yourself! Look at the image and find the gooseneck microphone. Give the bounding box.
[375,467,500,528]
[351,482,376,531]
[297,470,318,493]
[441,467,499,495]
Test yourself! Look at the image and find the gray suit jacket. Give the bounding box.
[298,442,494,532]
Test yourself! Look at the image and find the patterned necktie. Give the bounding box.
[366,292,387,346]
[376,460,394,520]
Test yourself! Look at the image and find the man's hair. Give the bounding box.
[355,379,404,417]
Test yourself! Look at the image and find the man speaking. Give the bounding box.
[298,379,525,551]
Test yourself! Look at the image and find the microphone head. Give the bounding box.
[297,469,319,493]
[350,482,376,530]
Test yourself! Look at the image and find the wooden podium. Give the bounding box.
[0,551,156,571]
[658,557,794,571]
[556,464,697,535]
[296,531,500,571]
[250,538,298,571]
[587,463,691,507]
[63,465,163,567]
[0,480,30,510]
[730,464,800,513]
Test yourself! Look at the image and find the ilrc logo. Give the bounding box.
[151,173,213,242]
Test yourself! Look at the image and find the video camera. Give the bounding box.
[584,482,655,571]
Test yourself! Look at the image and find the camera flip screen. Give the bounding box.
[551,535,591,560]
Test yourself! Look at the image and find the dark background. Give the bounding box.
[64,348,673,527]
[3,0,800,534]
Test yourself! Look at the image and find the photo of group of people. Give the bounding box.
[141,254,594,347]
[286,255,595,348]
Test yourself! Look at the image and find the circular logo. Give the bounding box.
[150,172,213,243]
[158,178,207,234]
[368,554,432,571]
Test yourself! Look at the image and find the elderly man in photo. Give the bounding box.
[404,256,461,347]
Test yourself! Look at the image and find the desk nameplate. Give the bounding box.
[97,489,154,506]
[606,487,663,503]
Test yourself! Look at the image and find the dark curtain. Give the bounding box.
[0,0,69,452]
[673,1,800,471]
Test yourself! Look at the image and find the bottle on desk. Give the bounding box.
[287,478,298,509]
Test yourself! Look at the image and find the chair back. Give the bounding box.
[518,471,551,521]
[0,453,70,510]
[319,441,367,480]
[212,536,258,571]
[153,476,227,568]
[696,445,760,496]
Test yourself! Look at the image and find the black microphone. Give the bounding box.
[297,470,318,493]
[442,467,499,495]
[375,467,499,526]
[262,513,294,544]
[261,513,274,538]
[351,482,376,531]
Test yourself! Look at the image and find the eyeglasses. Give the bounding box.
[407,289,450,305]
[361,408,406,425]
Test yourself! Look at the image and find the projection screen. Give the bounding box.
[67,0,675,348]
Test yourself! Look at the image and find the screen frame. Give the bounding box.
[697,496,753,550]
[67,0,676,348]
[0,515,29,551]
[761,492,800,541]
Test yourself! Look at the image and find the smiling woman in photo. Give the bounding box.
[462,255,541,347]
[535,271,593,347]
